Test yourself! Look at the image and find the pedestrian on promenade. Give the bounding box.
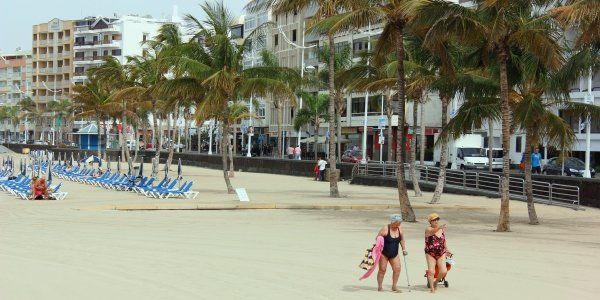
[425,213,452,293]
[317,156,327,181]
[287,146,295,159]
[376,214,407,292]
[531,147,542,174]
[294,145,301,160]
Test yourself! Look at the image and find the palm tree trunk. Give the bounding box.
[121,100,131,163]
[488,119,494,172]
[133,126,139,164]
[166,111,178,170]
[277,103,283,158]
[197,122,201,153]
[524,128,539,225]
[420,96,426,165]
[431,96,450,204]
[411,98,422,197]
[153,116,162,177]
[497,48,511,232]
[96,115,101,157]
[327,34,340,197]
[386,90,394,161]
[221,121,234,193]
[314,118,320,161]
[336,112,342,163]
[229,124,235,177]
[393,26,415,221]
[103,118,108,154]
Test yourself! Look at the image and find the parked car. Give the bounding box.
[542,157,596,177]
[341,150,366,163]
[33,140,48,145]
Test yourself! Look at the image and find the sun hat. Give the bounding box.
[390,214,403,223]
[427,213,440,222]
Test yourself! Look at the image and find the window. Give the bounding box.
[244,18,256,30]
[515,136,522,153]
[351,95,383,116]
[257,103,266,119]
[292,30,297,42]
[274,34,279,46]
[111,49,122,56]
[230,26,243,39]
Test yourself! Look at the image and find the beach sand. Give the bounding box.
[1,156,599,299]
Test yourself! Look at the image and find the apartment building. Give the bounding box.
[0,50,33,106]
[31,18,75,109]
[73,15,171,84]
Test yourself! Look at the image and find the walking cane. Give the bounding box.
[403,254,411,292]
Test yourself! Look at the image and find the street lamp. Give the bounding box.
[361,22,372,164]
[42,81,62,145]
[583,68,594,178]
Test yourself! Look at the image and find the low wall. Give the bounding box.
[1,144,356,180]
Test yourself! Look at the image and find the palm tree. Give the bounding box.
[18,97,38,140]
[315,0,423,217]
[551,0,600,49]
[72,77,112,156]
[47,99,73,144]
[293,92,330,160]
[419,0,564,231]
[161,1,299,193]
[87,57,138,162]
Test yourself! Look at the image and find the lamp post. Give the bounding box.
[361,22,372,164]
[208,119,214,155]
[583,68,594,178]
[42,81,61,145]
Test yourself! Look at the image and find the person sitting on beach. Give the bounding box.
[30,177,49,200]
[376,214,407,292]
[425,213,452,293]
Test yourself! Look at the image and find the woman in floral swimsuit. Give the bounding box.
[424,213,452,293]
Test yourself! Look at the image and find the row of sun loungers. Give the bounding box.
[52,164,199,199]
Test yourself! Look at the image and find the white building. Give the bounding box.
[73,15,172,84]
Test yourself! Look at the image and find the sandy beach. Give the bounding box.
[1,154,599,300]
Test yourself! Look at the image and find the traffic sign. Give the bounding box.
[378,116,386,129]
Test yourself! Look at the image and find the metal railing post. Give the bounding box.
[462,171,466,187]
[475,172,479,189]
[549,184,552,205]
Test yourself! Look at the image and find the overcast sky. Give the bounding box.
[0,0,248,53]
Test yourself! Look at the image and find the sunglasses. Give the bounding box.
[431,218,440,222]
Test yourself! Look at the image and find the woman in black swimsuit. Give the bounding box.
[376,214,407,292]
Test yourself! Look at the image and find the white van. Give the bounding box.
[434,134,488,169]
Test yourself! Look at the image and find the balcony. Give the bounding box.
[74,40,121,49]
[74,56,109,65]
[74,25,118,34]
[38,40,47,46]
[38,68,47,74]
[62,51,71,57]
[38,54,47,59]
